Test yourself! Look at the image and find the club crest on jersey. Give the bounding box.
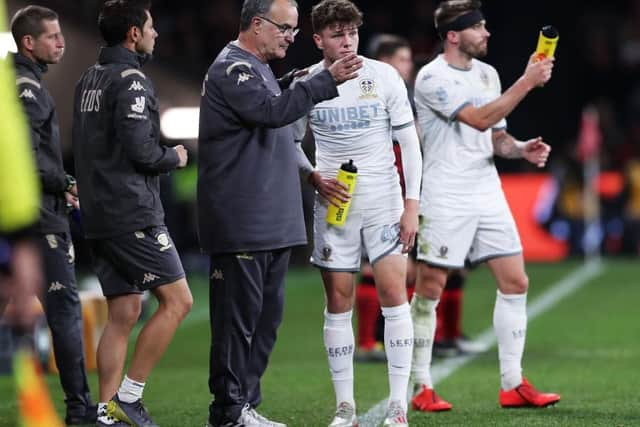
[321,246,332,262]
[437,245,449,259]
[156,232,173,252]
[358,78,378,99]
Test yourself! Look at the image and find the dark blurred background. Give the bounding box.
[7,0,640,271]
[30,0,640,163]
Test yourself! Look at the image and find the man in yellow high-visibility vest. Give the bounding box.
[0,0,41,338]
[0,1,63,426]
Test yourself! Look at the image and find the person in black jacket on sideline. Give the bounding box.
[10,6,96,424]
[197,0,363,425]
[72,1,192,426]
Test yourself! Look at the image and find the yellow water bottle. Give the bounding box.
[326,159,357,226]
[535,25,559,61]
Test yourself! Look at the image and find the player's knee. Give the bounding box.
[111,300,142,330]
[170,294,193,322]
[416,269,446,299]
[177,290,193,320]
[377,285,406,307]
[505,273,529,294]
[326,287,354,312]
[516,273,529,293]
[166,286,193,321]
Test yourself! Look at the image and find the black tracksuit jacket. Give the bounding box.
[72,46,179,239]
[14,53,69,234]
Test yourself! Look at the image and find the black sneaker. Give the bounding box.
[206,418,245,427]
[107,394,158,427]
[432,339,459,358]
[66,405,98,425]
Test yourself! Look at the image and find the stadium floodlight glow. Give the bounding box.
[160,107,200,140]
[0,32,18,59]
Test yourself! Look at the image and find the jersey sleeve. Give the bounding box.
[414,70,470,121]
[292,114,309,143]
[384,65,415,129]
[113,72,179,174]
[17,79,67,194]
[214,60,338,128]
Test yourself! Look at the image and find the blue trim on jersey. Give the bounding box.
[419,259,466,270]
[447,63,473,72]
[392,121,414,131]
[312,263,360,273]
[468,250,522,267]
[370,241,403,265]
[449,101,471,121]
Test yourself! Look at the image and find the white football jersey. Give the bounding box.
[293,57,414,211]
[414,54,505,206]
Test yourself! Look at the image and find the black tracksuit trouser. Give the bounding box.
[38,232,93,418]
[208,248,290,423]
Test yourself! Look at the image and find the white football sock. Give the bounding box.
[382,303,413,410]
[410,295,438,388]
[493,290,527,390]
[117,374,145,403]
[324,309,355,407]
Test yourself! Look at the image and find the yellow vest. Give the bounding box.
[0,0,40,233]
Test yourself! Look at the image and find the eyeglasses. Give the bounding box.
[258,15,300,37]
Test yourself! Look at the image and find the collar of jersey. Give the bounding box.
[98,45,150,69]
[13,52,47,79]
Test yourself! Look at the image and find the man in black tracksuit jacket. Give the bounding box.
[198,0,362,425]
[72,2,192,426]
[11,6,96,424]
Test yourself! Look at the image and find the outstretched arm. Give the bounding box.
[457,55,554,131]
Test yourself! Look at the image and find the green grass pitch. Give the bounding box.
[1,259,639,426]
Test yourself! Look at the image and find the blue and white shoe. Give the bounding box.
[96,406,128,427]
[107,394,158,427]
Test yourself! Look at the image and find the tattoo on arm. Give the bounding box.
[492,131,523,159]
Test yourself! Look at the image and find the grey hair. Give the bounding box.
[239,0,298,32]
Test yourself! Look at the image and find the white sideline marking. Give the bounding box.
[358,260,604,427]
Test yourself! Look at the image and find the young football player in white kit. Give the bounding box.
[293,1,422,425]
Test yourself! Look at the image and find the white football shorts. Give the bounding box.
[416,190,522,268]
[311,196,404,271]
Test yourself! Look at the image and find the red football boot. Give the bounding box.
[499,377,560,408]
[411,385,452,412]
